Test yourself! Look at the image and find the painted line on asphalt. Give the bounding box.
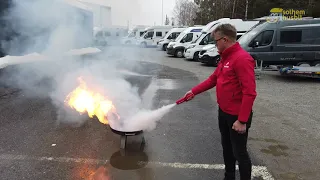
[0,153,274,179]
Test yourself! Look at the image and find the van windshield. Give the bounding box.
[143,31,154,38]
[127,31,136,38]
[166,32,181,40]
[174,31,187,42]
[192,33,205,43]
[237,21,267,45]
[195,33,207,44]
[140,31,147,38]
[237,31,259,45]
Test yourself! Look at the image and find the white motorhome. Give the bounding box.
[121,25,149,45]
[136,26,173,47]
[157,27,187,51]
[184,18,259,61]
[166,26,203,58]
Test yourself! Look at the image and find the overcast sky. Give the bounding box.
[80,0,176,27]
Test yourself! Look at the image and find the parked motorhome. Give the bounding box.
[157,27,187,51]
[121,25,149,45]
[136,26,173,47]
[184,18,259,61]
[166,26,203,58]
[238,18,320,66]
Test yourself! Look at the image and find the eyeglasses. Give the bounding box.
[215,37,225,42]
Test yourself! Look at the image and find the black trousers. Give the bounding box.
[218,108,253,180]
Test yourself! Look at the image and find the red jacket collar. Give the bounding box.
[218,42,241,61]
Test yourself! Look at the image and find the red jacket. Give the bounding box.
[191,42,257,123]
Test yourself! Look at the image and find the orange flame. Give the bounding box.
[64,77,119,124]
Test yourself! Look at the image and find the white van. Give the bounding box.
[166,26,203,58]
[184,18,259,61]
[157,27,187,51]
[198,32,246,66]
[136,26,173,47]
[121,25,149,45]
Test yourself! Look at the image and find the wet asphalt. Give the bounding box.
[0,52,260,179]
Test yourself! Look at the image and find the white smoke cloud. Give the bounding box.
[0,0,175,132]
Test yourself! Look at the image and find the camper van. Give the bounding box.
[166,26,203,58]
[157,27,187,51]
[136,26,173,47]
[184,18,259,61]
[121,25,149,45]
[237,18,320,66]
[198,32,246,66]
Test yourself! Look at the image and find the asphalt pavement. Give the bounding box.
[0,48,273,179]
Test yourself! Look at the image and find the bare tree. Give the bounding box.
[173,0,199,26]
[171,17,175,26]
[165,15,170,25]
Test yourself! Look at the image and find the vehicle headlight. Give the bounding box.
[208,48,216,52]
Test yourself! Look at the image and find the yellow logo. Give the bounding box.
[267,8,306,23]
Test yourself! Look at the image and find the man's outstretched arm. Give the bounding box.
[191,68,218,95]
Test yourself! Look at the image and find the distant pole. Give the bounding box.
[100,6,102,27]
[162,0,164,25]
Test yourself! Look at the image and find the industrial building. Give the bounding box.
[78,0,112,29]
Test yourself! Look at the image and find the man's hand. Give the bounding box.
[232,120,246,134]
[184,90,195,101]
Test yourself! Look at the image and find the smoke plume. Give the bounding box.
[0,0,175,132]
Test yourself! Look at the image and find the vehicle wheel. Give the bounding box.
[163,44,168,51]
[199,55,208,64]
[193,51,199,61]
[297,62,311,67]
[211,56,220,66]
[175,49,184,58]
[162,44,168,51]
[312,61,320,67]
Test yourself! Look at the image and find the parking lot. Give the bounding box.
[125,46,320,180]
[0,46,319,180]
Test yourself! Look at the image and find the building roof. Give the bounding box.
[63,0,92,11]
[77,0,110,7]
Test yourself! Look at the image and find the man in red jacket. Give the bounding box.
[181,24,257,180]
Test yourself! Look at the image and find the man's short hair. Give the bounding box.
[213,23,237,42]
